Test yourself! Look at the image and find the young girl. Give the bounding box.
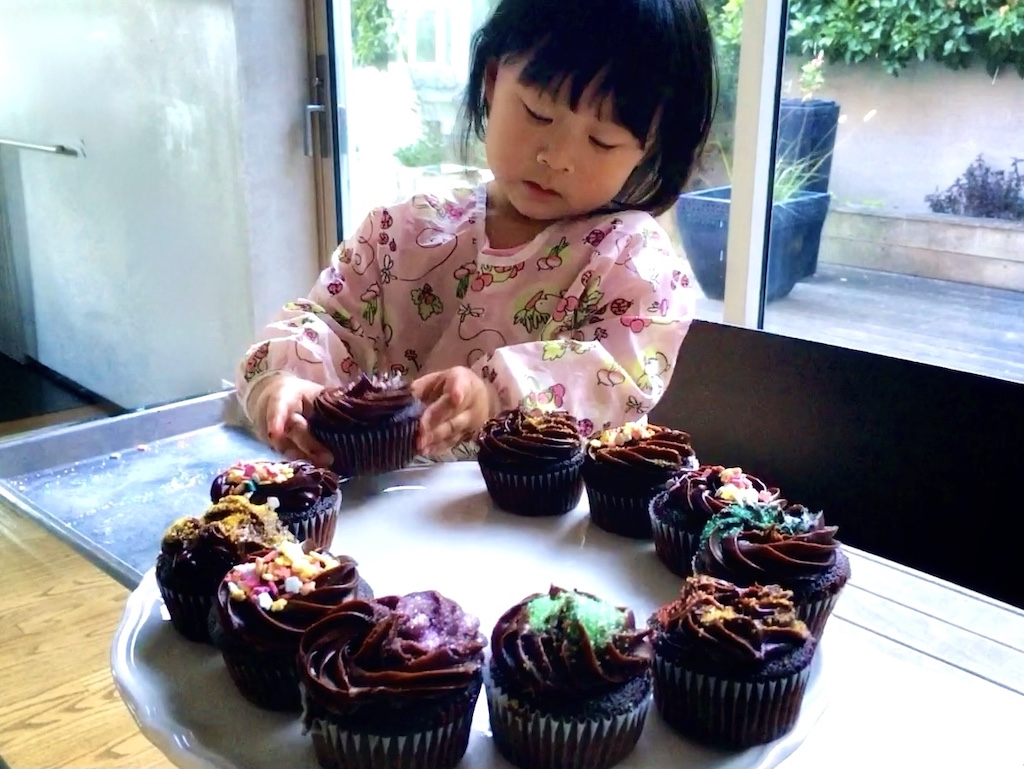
[238,0,716,465]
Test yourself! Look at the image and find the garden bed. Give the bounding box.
[818,205,1024,292]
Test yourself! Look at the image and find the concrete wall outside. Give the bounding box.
[792,59,1024,215]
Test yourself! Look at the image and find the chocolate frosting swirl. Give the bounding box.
[588,424,698,484]
[490,586,652,696]
[696,503,842,584]
[312,374,421,427]
[156,496,295,591]
[298,591,485,715]
[477,409,583,465]
[215,551,363,651]
[663,465,779,530]
[651,575,811,665]
[210,460,339,512]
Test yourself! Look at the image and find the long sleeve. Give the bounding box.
[470,225,695,437]
[236,210,386,420]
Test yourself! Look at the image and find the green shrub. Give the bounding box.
[352,0,396,70]
[394,121,446,168]
[788,0,1024,78]
[926,156,1024,221]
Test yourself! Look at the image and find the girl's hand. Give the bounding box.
[249,375,334,467]
[412,366,492,456]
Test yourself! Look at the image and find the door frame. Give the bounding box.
[306,0,344,267]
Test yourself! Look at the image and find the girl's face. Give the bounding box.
[483,58,648,224]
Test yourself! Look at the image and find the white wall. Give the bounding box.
[790,60,1024,213]
[0,0,318,409]
[233,0,321,337]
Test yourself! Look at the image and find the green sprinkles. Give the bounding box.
[526,589,626,646]
[700,501,822,548]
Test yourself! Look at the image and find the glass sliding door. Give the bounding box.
[762,2,1024,383]
[328,0,495,238]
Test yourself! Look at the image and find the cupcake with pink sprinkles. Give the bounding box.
[210,459,341,549]
[211,540,372,711]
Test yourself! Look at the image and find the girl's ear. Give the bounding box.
[483,60,500,109]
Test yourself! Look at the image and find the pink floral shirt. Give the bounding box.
[237,184,695,441]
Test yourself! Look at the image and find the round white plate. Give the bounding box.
[111,462,829,769]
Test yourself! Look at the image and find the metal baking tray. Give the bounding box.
[0,393,269,588]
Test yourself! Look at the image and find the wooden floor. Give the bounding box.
[0,507,172,768]
[0,405,109,440]
[695,263,1024,383]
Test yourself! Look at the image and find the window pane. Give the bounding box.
[415,12,436,63]
[662,0,743,325]
[762,3,1024,383]
[344,0,494,224]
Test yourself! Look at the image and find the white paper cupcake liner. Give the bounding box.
[652,656,810,748]
[486,677,650,769]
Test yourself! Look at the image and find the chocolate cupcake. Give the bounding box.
[298,591,486,769]
[692,501,851,637]
[649,575,816,748]
[309,374,423,477]
[487,587,653,769]
[210,460,341,549]
[582,418,698,539]
[649,466,779,578]
[476,408,585,516]
[155,496,295,643]
[211,541,372,711]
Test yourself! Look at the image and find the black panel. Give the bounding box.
[650,320,1024,608]
[0,353,94,422]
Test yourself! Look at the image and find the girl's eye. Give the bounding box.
[590,137,616,151]
[523,104,553,124]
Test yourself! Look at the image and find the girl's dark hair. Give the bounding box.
[460,0,717,217]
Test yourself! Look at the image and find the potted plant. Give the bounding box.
[777,51,841,194]
[674,157,832,302]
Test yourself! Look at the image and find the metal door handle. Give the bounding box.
[303,103,326,157]
[0,137,79,157]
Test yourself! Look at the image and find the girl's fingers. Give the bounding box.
[417,396,452,454]
[421,409,476,455]
[266,387,303,442]
[271,433,297,457]
[420,392,456,432]
[286,414,334,467]
[265,397,290,441]
[448,374,466,407]
[282,446,306,463]
[411,371,444,402]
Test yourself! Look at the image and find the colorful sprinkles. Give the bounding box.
[223,461,296,499]
[224,541,339,612]
[589,416,657,448]
[715,467,775,506]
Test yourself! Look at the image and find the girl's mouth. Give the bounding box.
[524,180,558,197]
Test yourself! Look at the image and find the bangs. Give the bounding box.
[491,1,680,144]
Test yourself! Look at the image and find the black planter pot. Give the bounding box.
[674,186,831,302]
[777,98,840,194]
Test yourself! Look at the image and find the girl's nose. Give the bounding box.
[536,133,574,173]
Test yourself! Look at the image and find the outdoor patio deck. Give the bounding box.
[694,263,1024,384]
